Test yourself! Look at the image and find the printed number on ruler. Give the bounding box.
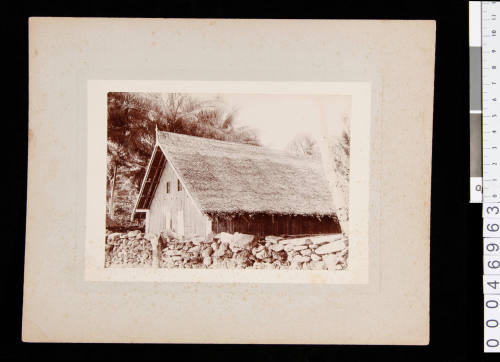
[485,203,500,218]
[485,238,500,255]
[481,1,500,354]
[485,275,500,295]
[485,295,500,352]
[485,254,500,274]
[484,218,500,236]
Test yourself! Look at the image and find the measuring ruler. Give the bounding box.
[483,2,500,202]
[472,1,500,352]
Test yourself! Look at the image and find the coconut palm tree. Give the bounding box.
[106,92,260,226]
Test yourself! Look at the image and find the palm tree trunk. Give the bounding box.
[108,162,118,219]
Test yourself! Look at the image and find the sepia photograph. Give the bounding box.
[104,92,351,271]
[24,17,436,345]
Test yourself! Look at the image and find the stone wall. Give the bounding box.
[105,230,153,267]
[105,230,348,270]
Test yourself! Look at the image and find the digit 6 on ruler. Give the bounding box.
[484,219,500,237]
[486,255,500,274]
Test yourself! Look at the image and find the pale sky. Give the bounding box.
[190,93,351,150]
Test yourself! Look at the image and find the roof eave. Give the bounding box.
[131,145,159,219]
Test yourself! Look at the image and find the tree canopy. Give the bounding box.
[106,92,261,228]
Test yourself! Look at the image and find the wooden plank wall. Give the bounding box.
[148,159,209,237]
[212,214,341,238]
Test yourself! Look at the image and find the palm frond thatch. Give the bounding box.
[141,131,338,216]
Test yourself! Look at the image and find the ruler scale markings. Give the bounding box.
[480,2,500,352]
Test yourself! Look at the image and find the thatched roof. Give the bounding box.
[135,131,337,217]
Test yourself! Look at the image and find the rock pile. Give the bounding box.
[105,230,153,267]
[105,230,348,270]
[159,232,348,270]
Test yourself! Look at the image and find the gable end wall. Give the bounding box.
[148,159,210,237]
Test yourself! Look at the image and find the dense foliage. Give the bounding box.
[106,92,260,228]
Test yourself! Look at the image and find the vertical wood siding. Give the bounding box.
[147,159,209,237]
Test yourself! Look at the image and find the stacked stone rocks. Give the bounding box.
[105,230,348,270]
[159,232,252,269]
[105,230,153,267]
[274,235,348,270]
[159,232,348,270]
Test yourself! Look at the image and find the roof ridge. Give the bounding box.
[157,130,318,162]
[157,130,265,148]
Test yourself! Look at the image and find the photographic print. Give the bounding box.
[105,92,351,271]
[85,80,370,284]
[25,18,434,344]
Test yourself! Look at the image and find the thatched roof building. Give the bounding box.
[133,131,340,238]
